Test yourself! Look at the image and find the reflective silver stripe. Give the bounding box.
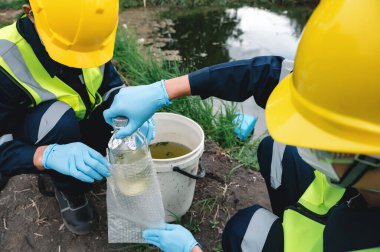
[35,101,71,144]
[99,64,105,75]
[0,134,13,145]
[270,141,286,189]
[102,85,125,102]
[0,39,56,102]
[265,58,292,189]
[79,74,85,85]
[242,208,278,252]
[279,59,294,81]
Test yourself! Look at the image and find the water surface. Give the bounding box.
[164,5,312,69]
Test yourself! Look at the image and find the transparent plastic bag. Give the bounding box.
[107,117,165,243]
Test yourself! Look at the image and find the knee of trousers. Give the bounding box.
[35,101,81,145]
[222,204,263,250]
[223,205,280,252]
[257,136,274,181]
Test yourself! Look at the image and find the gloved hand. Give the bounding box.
[143,224,199,252]
[103,80,171,139]
[42,142,110,183]
[140,118,155,144]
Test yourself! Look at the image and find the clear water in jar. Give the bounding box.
[109,147,154,196]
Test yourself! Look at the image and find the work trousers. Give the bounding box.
[7,100,112,195]
[222,136,380,252]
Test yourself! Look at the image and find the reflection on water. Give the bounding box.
[163,6,312,69]
[226,7,299,60]
[163,9,242,69]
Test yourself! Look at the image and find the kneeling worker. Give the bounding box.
[0,0,153,235]
[104,0,380,251]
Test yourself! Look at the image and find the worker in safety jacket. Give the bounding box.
[103,0,380,251]
[0,0,154,235]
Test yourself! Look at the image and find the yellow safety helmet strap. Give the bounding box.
[332,156,380,188]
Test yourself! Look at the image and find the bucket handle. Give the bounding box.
[173,158,205,180]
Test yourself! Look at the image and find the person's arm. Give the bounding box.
[192,245,203,252]
[164,75,191,100]
[0,72,110,182]
[103,56,287,138]
[0,73,41,175]
[165,56,285,106]
[188,56,284,108]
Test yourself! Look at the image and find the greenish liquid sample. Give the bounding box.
[149,142,192,159]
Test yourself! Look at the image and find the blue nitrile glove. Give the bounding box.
[103,80,171,139]
[42,142,111,183]
[233,113,257,141]
[140,118,155,144]
[143,224,199,252]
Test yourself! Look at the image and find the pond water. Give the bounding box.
[163,5,312,69]
[161,4,313,139]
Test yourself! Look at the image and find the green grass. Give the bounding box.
[0,22,11,29]
[184,210,202,233]
[119,0,318,8]
[113,27,181,84]
[183,197,218,233]
[212,244,224,252]
[113,27,260,170]
[229,133,264,170]
[0,0,24,9]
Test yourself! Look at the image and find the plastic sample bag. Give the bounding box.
[107,117,165,243]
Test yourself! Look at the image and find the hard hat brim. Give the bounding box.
[42,39,115,68]
[38,27,117,68]
[266,74,380,154]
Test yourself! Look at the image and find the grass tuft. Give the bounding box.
[0,0,24,10]
[113,27,260,170]
[119,0,319,9]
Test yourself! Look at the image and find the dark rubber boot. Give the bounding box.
[55,188,98,235]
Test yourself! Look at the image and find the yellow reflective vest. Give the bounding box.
[283,171,346,251]
[283,172,380,251]
[0,21,104,120]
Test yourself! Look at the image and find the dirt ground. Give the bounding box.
[0,142,269,252]
[0,9,20,26]
[0,7,270,252]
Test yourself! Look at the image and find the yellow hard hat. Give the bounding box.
[29,0,119,68]
[266,0,380,154]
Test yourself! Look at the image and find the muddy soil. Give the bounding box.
[119,8,182,61]
[0,7,270,252]
[0,142,269,252]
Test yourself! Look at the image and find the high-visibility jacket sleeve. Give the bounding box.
[0,61,124,175]
[0,71,39,174]
[188,56,284,108]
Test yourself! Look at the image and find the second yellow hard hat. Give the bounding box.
[266,0,380,154]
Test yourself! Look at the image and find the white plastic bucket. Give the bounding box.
[151,112,205,222]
